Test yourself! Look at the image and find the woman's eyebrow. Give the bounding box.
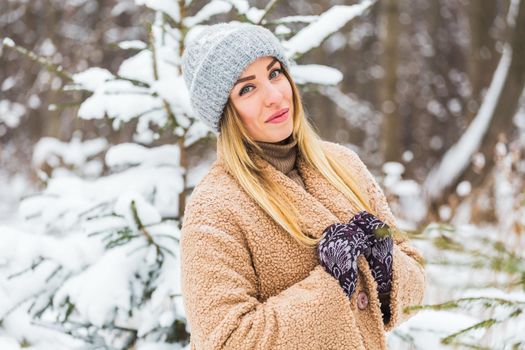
[266,58,278,70]
[234,75,255,86]
[233,59,280,86]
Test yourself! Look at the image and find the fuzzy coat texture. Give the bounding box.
[180,140,426,349]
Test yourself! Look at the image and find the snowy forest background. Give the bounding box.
[1,0,524,349]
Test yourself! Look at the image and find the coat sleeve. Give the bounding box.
[180,223,364,350]
[343,147,426,331]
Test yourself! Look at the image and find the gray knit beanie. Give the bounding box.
[181,22,291,133]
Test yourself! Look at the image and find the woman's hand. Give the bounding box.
[349,211,394,294]
[317,222,371,299]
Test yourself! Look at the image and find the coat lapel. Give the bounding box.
[216,142,360,239]
[296,149,361,224]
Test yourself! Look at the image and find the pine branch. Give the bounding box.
[1,268,72,323]
[390,329,420,349]
[30,318,117,349]
[404,296,525,313]
[110,75,151,89]
[130,200,155,246]
[443,340,491,350]
[147,22,178,131]
[152,233,180,243]
[2,37,73,81]
[47,101,83,111]
[404,296,524,347]
[79,200,114,219]
[257,0,281,25]
[426,224,525,278]
[128,106,164,121]
[441,318,497,345]
[7,256,46,279]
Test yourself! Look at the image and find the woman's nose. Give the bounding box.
[263,83,283,106]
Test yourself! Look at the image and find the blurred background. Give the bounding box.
[1,0,524,349]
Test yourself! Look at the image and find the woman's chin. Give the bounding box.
[262,127,293,143]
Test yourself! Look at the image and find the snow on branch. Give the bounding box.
[423,45,512,200]
[290,64,343,85]
[135,0,180,22]
[183,0,233,27]
[282,0,375,57]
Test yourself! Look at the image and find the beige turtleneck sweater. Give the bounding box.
[254,135,306,189]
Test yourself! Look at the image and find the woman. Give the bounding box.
[180,22,425,349]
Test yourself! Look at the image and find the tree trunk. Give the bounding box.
[378,0,401,162]
[424,0,525,221]
[467,0,498,122]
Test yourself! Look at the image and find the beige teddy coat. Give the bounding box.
[180,140,426,349]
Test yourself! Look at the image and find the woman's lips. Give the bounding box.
[266,108,289,123]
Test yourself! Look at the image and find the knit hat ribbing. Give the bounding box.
[181,22,291,133]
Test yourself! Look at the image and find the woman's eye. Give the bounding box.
[239,68,283,96]
[270,68,282,79]
[239,85,254,96]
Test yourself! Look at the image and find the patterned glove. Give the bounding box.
[349,211,394,294]
[317,222,372,299]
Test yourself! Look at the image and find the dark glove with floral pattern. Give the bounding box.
[317,222,372,299]
[349,211,393,294]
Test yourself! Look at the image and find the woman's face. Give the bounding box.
[228,56,294,143]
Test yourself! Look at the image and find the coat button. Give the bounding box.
[357,291,368,310]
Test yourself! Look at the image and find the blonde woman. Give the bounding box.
[180,22,425,349]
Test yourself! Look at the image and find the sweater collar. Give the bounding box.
[252,135,297,175]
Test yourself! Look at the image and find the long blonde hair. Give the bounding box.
[218,67,390,247]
